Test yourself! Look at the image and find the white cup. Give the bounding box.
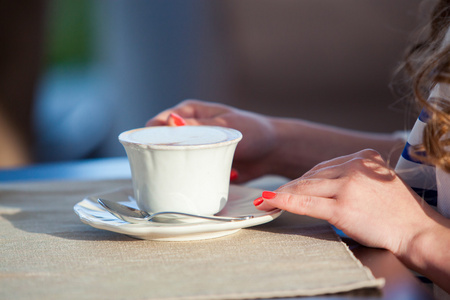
[119,126,242,216]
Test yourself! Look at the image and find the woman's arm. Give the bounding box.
[147,100,405,180]
[399,215,450,293]
[267,117,405,178]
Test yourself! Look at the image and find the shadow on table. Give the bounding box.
[1,208,138,242]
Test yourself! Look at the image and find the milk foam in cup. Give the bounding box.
[119,126,242,216]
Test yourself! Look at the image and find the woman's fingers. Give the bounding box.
[255,191,337,221]
[146,100,231,127]
[254,177,341,220]
[278,177,340,198]
[302,149,384,178]
[167,113,186,126]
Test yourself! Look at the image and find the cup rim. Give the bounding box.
[118,126,243,150]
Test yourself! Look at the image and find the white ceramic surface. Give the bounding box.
[119,126,242,216]
[74,185,283,241]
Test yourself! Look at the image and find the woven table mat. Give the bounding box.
[0,179,383,299]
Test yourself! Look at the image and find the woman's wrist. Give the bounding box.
[396,214,450,292]
[264,117,322,178]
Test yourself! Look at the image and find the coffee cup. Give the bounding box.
[119,126,242,216]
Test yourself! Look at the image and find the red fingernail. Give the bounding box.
[262,191,277,199]
[253,197,264,206]
[169,113,186,126]
[230,168,239,181]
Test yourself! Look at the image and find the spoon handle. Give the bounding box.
[97,198,253,223]
[148,211,253,222]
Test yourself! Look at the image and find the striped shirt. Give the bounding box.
[395,83,450,218]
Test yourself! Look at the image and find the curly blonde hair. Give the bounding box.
[399,0,450,172]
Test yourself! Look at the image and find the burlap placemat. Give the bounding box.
[0,179,384,299]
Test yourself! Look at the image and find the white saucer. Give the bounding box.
[74,185,283,241]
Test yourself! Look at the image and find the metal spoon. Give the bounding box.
[97,198,254,223]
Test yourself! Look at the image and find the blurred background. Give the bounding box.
[0,0,429,168]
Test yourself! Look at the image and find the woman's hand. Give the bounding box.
[255,149,450,292]
[254,149,447,255]
[146,99,278,182]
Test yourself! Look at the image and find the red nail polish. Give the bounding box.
[230,168,239,181]
[262,191,277,199]
[253,197,264,206]
[170,113,186,126]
